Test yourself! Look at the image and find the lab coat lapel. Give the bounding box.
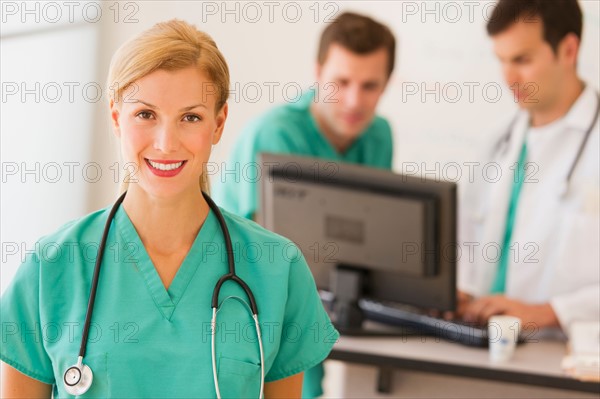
[478,113,529,291]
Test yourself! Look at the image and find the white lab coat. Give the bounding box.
[458,85,600,333]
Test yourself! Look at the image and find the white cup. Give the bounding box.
[488,315,521,363]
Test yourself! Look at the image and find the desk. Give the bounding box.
[324,334,600,398]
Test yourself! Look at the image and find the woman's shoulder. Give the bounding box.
[218,207,295,247]
[36,205,112,248]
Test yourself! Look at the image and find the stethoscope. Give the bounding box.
[495,91,599,198]
[63,191,264,398]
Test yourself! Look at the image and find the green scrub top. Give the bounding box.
[213,89,393,398]
[213,89,393,219]
[0,203,338,398]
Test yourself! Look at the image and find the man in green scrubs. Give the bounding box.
[213,12,396,398]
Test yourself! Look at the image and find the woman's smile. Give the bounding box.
[145,158,187,177]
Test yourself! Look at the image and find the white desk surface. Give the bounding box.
[329,333,600,393]
[335,334,567,376]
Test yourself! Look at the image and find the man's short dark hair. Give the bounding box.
[318,12,396,78]
[487,0,583,52]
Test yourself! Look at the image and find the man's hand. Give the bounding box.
[441,290,474,320]
[460,295,560,329]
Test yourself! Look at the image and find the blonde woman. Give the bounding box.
[1,19,338,398]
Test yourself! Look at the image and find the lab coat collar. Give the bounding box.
[562,83,598,132]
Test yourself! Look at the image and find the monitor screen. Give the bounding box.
[258,153,457,315]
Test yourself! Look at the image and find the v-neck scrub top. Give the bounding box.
[0,203,339,398]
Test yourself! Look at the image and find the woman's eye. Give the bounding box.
[183,114,201,122]
[136,111,154,120]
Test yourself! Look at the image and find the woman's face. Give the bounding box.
[111,67,227,199]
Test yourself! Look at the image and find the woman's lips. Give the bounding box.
[145,158,187,177]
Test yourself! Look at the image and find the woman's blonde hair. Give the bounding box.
[107,19,230,194]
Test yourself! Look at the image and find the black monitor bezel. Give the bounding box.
[259,153,457,312]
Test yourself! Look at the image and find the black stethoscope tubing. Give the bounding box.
[207,193,258,313]
[566,93,600,183]
[77,191,125,359]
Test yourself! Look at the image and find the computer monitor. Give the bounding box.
[258,153,457,331]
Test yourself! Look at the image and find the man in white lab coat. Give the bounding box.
[458,0,599,333]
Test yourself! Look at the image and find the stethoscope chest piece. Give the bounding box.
[64,358,93,395]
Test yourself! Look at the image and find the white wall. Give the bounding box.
[1,1,599,291]
[1,1,102,293]
[91,0,600,190]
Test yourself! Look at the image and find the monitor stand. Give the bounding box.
[327,265,418,337]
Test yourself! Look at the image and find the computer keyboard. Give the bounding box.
[319,291,493,347]
[358,298,489,347]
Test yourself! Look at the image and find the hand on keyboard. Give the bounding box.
[424,291,473,321]
[460,295,560,330]
[444,290,474,320]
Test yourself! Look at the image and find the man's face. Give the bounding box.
[492,19,573,112]
[315,43,389,142]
